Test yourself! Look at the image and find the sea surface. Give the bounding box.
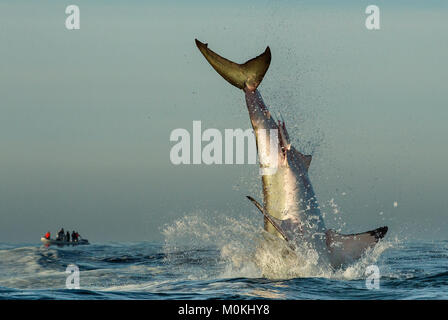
[0,217,447,300]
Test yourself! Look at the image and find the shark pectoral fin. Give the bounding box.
[195,39,271,91]
[290,147,312,170]
[246,196,289,242]
[325,226,388,267]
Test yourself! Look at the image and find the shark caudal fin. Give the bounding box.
[195,39,271,91]
[326,226,388,268]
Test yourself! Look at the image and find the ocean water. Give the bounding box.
[0,216,447,300]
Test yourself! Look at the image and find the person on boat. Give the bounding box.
[45,231,51,240]
[57,228,65,241]
[66,231,70,242]
[71,231,77,242]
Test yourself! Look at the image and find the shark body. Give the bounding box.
[195,39,387,268]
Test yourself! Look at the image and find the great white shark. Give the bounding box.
[195,39,388,268]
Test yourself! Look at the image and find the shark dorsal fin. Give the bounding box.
[326,226,388,268]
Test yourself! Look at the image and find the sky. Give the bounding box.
[0,0,447,243]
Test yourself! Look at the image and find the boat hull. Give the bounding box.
[40,237,89,246]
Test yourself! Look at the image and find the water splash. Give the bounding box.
[162,212,395,281]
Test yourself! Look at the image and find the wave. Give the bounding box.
[0,218,445,299]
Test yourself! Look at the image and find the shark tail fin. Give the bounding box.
[326,226,388,267]
[195,39,271,91]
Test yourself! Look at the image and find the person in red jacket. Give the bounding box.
[45,231,51,240]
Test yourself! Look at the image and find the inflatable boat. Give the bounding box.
[40,237,89,246]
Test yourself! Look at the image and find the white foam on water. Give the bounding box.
[0,246,67,289]
[162,212,397,281]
